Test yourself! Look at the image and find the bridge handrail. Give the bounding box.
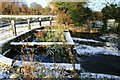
[0,15,56,19]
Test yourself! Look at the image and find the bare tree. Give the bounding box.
[11,2,20,14]
[43,6,52,15]
[21,3,29,15]
[30,2,43,15]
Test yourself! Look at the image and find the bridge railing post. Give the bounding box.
[11,20,17,36]
[50,17,52,25]
[27,19,31,30]
[39,18,42,26]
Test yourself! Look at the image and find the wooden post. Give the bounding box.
[27,19,31,30]
[11,20,17,36]
[39,18,42,26]
[50,17,52,25]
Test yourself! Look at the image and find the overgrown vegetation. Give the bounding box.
[3,40,78,79]
[0,62,78,79]
[34,25,69,42]
[35,30,65,42]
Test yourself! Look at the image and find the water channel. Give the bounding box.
[72,32,120,76]
[4,29,120,76]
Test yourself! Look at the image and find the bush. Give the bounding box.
[56,11,73,25]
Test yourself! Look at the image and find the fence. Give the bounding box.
[0,18,54,41]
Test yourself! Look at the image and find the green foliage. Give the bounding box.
[55,2,92,26]
[102,4,120,22]
[36,30,65,42]
[102,4,120,33]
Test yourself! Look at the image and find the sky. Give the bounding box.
[25,0,120,11]
[25,0,49,8]
[88,0,120,11]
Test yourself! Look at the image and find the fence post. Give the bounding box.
[27,19,31,30]
[50,17,52,25]
[39,18,42,26]
[11,20,17,36]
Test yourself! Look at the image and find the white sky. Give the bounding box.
[25,0,49,8]
[25,0,120,11]
[88,0,120,11]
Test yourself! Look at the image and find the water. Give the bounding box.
[78,54,120,76]
[71,32,102,41]
[5,46,72,63]
[4,31,120,76]
[72,32,120,76]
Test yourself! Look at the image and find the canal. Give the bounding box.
[4,30,120,76]
[72,32,120,76]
